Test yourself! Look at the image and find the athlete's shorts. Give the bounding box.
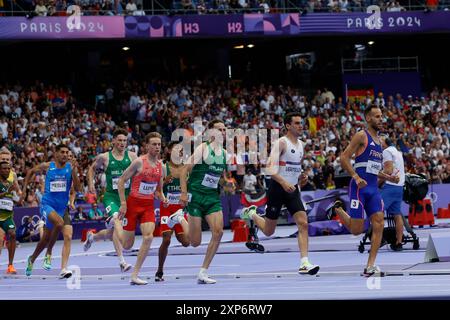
[160,204,188,235]
[123,196,155,232]
[0,217,15,233]
[348,179,384,219]
[103,193,121,218]
[185,192,222,218]
[40,204,68,229]
[265,181,306,220]
[381,184,403,216]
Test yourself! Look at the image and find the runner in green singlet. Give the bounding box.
[84,128,137,272]
[0,161,21,275]
[179,119,229,284]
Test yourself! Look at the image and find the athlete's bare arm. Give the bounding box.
[118,158,142,219]
[155,161,168,204]
[12,172,22,198]
[19,162,50,205]
[179,143,205,207]
[71,160,82,193]
[266,138,296,192]
[341,131,367,189]
[87,153,108,193]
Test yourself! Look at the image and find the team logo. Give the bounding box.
[291,149,295,153]
[161,216,168,225]
[122,218,128,227]
[105,205,112,213]
[351,200,359,209]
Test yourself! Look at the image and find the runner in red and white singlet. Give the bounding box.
[117,132,168,285]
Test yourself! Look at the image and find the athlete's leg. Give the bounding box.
[6,228,16,266]
[61,225,73,271]
[334,207,365,235]
[251,214,277,237]
[202,211,223,270]
[131,222,155,283]
[0,228,4,255]
[175,232,190,247]
[188,215,203,247]
[367,212,384,268]
[30,211,64,263]
[292,211,309,258]
[157,231,173,276]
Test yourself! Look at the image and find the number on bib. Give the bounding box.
[138,182,157,195]
[201,173,220,188]
[50,180,67,192]
[112,177,131,190]
[0,199,13,211]
[366,160,382,175]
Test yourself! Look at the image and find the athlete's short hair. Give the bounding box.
[55,144,69,152]
[284,112,302,126]
[113,128,129,138]
[208,119,225,129]
[145,132,162,143]
[364,105,381,120]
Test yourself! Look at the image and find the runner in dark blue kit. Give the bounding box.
[336,105,399,276]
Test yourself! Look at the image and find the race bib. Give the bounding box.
[0,199,13,211]
[138,182,157,195]
[50,180,67,192]
[201,173,220,188]
[167,192,192,204]
[285,165,302,174]
[366,160,382,175]
[112,177,131,190]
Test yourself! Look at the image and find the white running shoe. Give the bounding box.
[197,271,217,284]
[120,262,132,273]
[130,277,148,285]
[298,261,320,275]
[167,209,184,229]
[59,269,73,279]
[105,213,118,230]
[83,231,94,252]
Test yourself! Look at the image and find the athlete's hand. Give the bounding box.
[162,197,169,208]
[180,192,189,207]
[281,181,296,193]
[354,175,368,189]
[118,203,127,220]
[164,175,173,184]
[389,175,400,184]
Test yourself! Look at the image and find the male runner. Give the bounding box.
[155,142,190,282]
[241,112,320,275]
[0,148,19,257]
[178,119,229,284]
[118,132,168,285]
[335,105,399,276]
[84,128,137,272]
[20,144,81,278]
[41,150,77,272]
[0,161,22,274]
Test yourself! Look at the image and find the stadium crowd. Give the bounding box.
[0,0,449,16]
[0,80,448,207]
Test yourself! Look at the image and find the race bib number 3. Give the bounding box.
[0,199,13,211]
[201,173,220,188]
[50,180,67,192]
[138,182,157,195]
[112,177,131,190]
[366,160,382,175]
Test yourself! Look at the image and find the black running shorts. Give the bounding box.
[265,181,306,220]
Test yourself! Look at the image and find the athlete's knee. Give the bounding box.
[211,228,223,241]
[262,228,275,237]
[191,238,201,247]
[8,231,16,240]
[142,234,153,244]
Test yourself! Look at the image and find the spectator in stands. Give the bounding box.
[87,203,103,221]
[16,217,35,243]
[125,0,137,14]
[133,4,146,15]
[181,0,196,12]
[259,0,270,12]
[35,0,48,16]
[74,206,87,221]
[85,190,97,204]
[243,169,258,194]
